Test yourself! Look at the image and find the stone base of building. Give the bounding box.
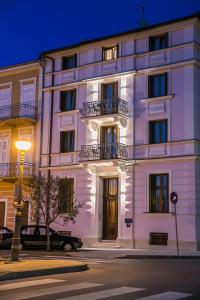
[82,237,135,249]
[117,238,135,249]
[82,238,99,248]
[82,237,200,251]
[135,239,199,251]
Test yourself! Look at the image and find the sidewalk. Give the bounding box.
[68,248,200,259]
[0,258,88,281]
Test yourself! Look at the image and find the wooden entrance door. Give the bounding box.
[102,178,118,240]
[0,201,5,226]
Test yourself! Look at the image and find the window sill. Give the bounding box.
[58,151,77,155]
[55,109,79,116]
[141,94,174,103]
[103,57,118,62]
[62,66,77,72]
[143,212,174,216]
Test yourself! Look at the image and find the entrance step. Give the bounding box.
[93,240,122,249]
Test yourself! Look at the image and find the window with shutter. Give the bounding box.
[0,139,8,163]
[21,83,35,104]
[0,89,11,106]
[0,139,9,176]
[0,202,6,226]
[0,88,11,119]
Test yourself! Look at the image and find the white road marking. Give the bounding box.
[0,282,103,300]
[0,278,65,291]
[136,291,192,300]
[58,287,144,300]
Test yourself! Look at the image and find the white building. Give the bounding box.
[40,13,200,250]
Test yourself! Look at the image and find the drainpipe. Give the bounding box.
[39,55,55,225]
[132,74,135,249]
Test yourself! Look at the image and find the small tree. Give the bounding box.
[26,174,81,251]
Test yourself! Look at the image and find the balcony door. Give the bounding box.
[20,83,35,117]
[100,126,118,159]
[0,138,9,176]
[101,82,118,114]
[102,178,118,240]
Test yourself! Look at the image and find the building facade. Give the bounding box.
[39,14,200,250]
[1,13,200,250]
[0,62,40,229]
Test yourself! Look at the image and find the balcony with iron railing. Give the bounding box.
[0,162,38,180]
[0,102,38,126]
[79,143,128,162]
[80,98,128,120]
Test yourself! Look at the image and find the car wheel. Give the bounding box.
[64,243,73,252]
[19,243,24,250]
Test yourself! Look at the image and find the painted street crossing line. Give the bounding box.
[0,278,65,291]
[58,287,144,300]
[136,291,192,300]
[0,282,103,300]
[0,279,194,300]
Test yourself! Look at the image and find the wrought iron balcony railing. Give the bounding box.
[80,143,128,161]
[0,162,38,178]
[0,102,37,121]
[80,98,128,118]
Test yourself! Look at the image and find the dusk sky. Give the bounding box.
[1,0,200,68]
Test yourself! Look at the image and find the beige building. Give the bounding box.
[0,61,40,229]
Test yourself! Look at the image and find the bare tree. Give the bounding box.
[26,174,81,251]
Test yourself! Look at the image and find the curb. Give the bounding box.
[0,263,88,281]
[118,255,200,259]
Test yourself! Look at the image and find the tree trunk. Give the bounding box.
[46,223,51,251]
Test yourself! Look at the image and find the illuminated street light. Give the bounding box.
[15,141,31,151]
[11,141,32,261]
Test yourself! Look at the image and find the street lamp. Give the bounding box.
[11,141,31,261]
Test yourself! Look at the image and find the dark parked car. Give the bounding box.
[0,225,82,252]
[20,225,82,251]
[0,226,13,249]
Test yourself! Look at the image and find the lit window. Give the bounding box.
[149,174,169,213]
[148,73,168,98]
[103,46,118,61]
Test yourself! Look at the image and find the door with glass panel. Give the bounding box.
[101,82,118,114]
[100,126,118,159]
[102,178,118,240]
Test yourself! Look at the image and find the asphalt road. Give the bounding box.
[0,250,200,299]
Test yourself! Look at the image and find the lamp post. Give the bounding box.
[11,141,31,262]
